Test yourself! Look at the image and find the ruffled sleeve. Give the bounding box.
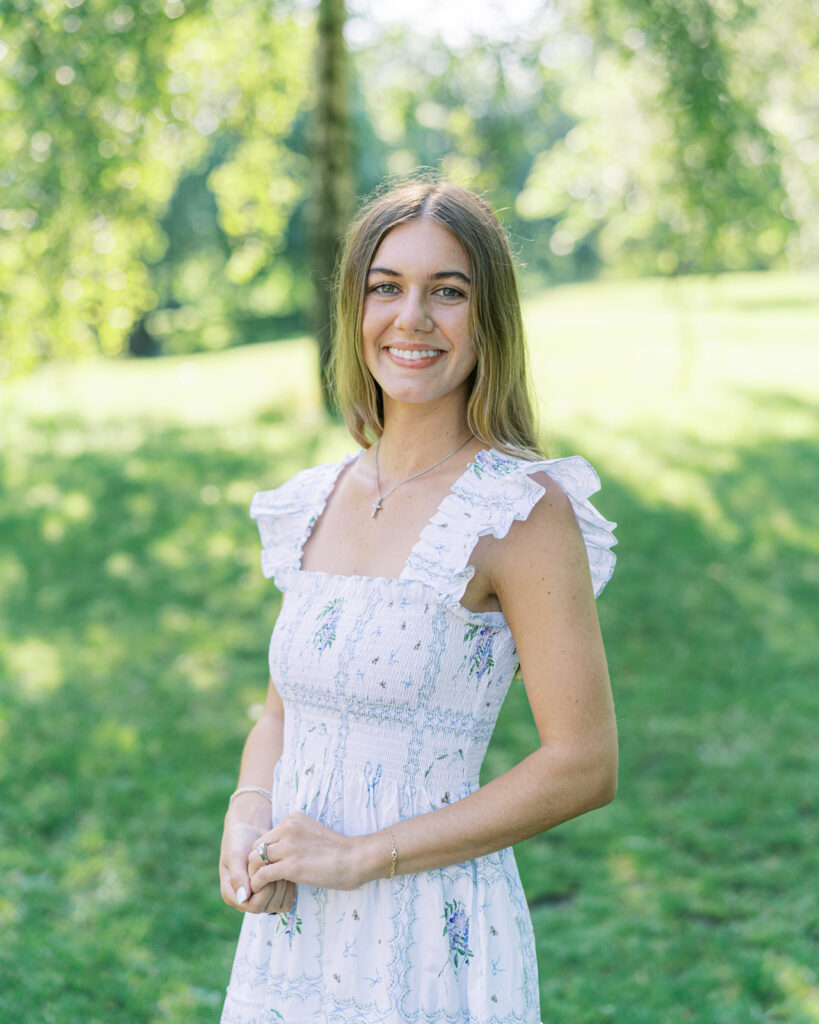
[525,454,617,597]
[249,458,353,590]
[401,448,617,606]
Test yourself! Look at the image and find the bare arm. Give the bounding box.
[231,677,286,823]
[361,475,616,876]
[248,476,618,891]
[219,677,296,912]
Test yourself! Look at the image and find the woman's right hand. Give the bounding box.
[219,805,296,915]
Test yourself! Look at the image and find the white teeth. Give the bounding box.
[388,348,441,360]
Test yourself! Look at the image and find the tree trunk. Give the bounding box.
[310,0,353,413]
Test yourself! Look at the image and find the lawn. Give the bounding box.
[1,269,817,1022]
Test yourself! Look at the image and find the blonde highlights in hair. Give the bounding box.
[330,177,542,459]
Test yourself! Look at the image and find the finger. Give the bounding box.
[221,822,267,908]
[262,881,288,915]
[220,865,238,907]
[222,877,249,907]
[222,859,250,906]
[281,880,297,913]
[248,836,281,876]
[231,872,250,906]
[250,861,288,892]
[226,852,253,906]
[243,880,286,915]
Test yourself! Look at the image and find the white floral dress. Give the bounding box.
[221,448,616,1024]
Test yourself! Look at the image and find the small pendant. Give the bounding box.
[371,499,382,518]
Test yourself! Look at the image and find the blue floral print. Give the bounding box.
[464,623,495,681]
[363,761,382,808]
[470,449,520,479]
[441,898,473,974]
[312,597,344,652]
[275,900,302,950]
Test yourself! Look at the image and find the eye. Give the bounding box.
[436,286,466,299]
[370,282,399,295]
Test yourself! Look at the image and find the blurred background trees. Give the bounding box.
[1,0,816,375]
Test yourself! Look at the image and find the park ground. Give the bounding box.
[1,269,817,1022]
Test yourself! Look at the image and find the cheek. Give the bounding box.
[360,316,384,381]
[459,325,478,370]
[361,303,383,347]
[360,307,375,353]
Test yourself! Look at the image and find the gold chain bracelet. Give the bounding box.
[384,825,398,880]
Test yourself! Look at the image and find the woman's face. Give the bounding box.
[361,218,477,411]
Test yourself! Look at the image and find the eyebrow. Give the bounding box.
[367,266,472,285]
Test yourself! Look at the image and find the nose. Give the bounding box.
[394,288,433,333]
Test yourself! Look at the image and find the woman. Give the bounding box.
[219,178,618,1023]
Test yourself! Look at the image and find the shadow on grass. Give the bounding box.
[487,390,818,1023]
[0,392,816,1022]
[0,415,328,1021]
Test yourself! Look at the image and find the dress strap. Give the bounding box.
[249,453,357,589]
[400,448,617,607]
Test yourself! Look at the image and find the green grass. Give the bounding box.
[1,269,817,1022]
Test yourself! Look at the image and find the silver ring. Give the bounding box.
[257,841,269,864]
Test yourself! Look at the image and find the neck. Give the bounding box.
[376,398,474,477]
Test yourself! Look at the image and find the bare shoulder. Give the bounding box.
[481,469,592,602]
[495,470,583,559]
[522,471,578,532]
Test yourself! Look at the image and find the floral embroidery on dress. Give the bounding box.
[363,761,382,807]
[464,623,495,681]
[312,597,344,652]
[423,749,464,780]
[275,897,302,950]
[470,449,519,479]
[441,899,473,975]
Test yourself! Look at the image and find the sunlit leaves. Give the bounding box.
[1,0,817,378]
[0,0,311,374]
[516,0,813,276]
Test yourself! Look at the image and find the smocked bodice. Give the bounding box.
[250,448,617,829]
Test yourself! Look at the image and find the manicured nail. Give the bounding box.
[236,886,248,904]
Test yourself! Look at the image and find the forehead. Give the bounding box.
[369,219,470,273]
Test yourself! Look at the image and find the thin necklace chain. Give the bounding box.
[371,435,473,518]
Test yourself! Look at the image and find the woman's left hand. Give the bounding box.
[248,811,378,893]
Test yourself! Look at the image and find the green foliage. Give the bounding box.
[0,0,311,373]
[515,0,817,276]
[350,2,818,280]
[1,271,817,1020]
[349,28,572,271]
[1,0,817,373]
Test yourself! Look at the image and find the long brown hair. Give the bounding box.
[331,176,543,459]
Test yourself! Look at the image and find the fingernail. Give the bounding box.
[236,886,248,904]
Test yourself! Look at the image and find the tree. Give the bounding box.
[0,0,311,375]
[309,0,353,410]
[514,0,814,276]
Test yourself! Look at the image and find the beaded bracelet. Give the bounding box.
[229,786,273,806]
[384,825,398,880]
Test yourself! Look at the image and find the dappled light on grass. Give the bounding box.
[64,816,139,921]
[484,274,818,1023]
[764,956,819,1023]
[607,850,661,917]
[6,637,64,697]
[4,338,323,431]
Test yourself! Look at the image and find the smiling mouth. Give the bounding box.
[387,347,443,361]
